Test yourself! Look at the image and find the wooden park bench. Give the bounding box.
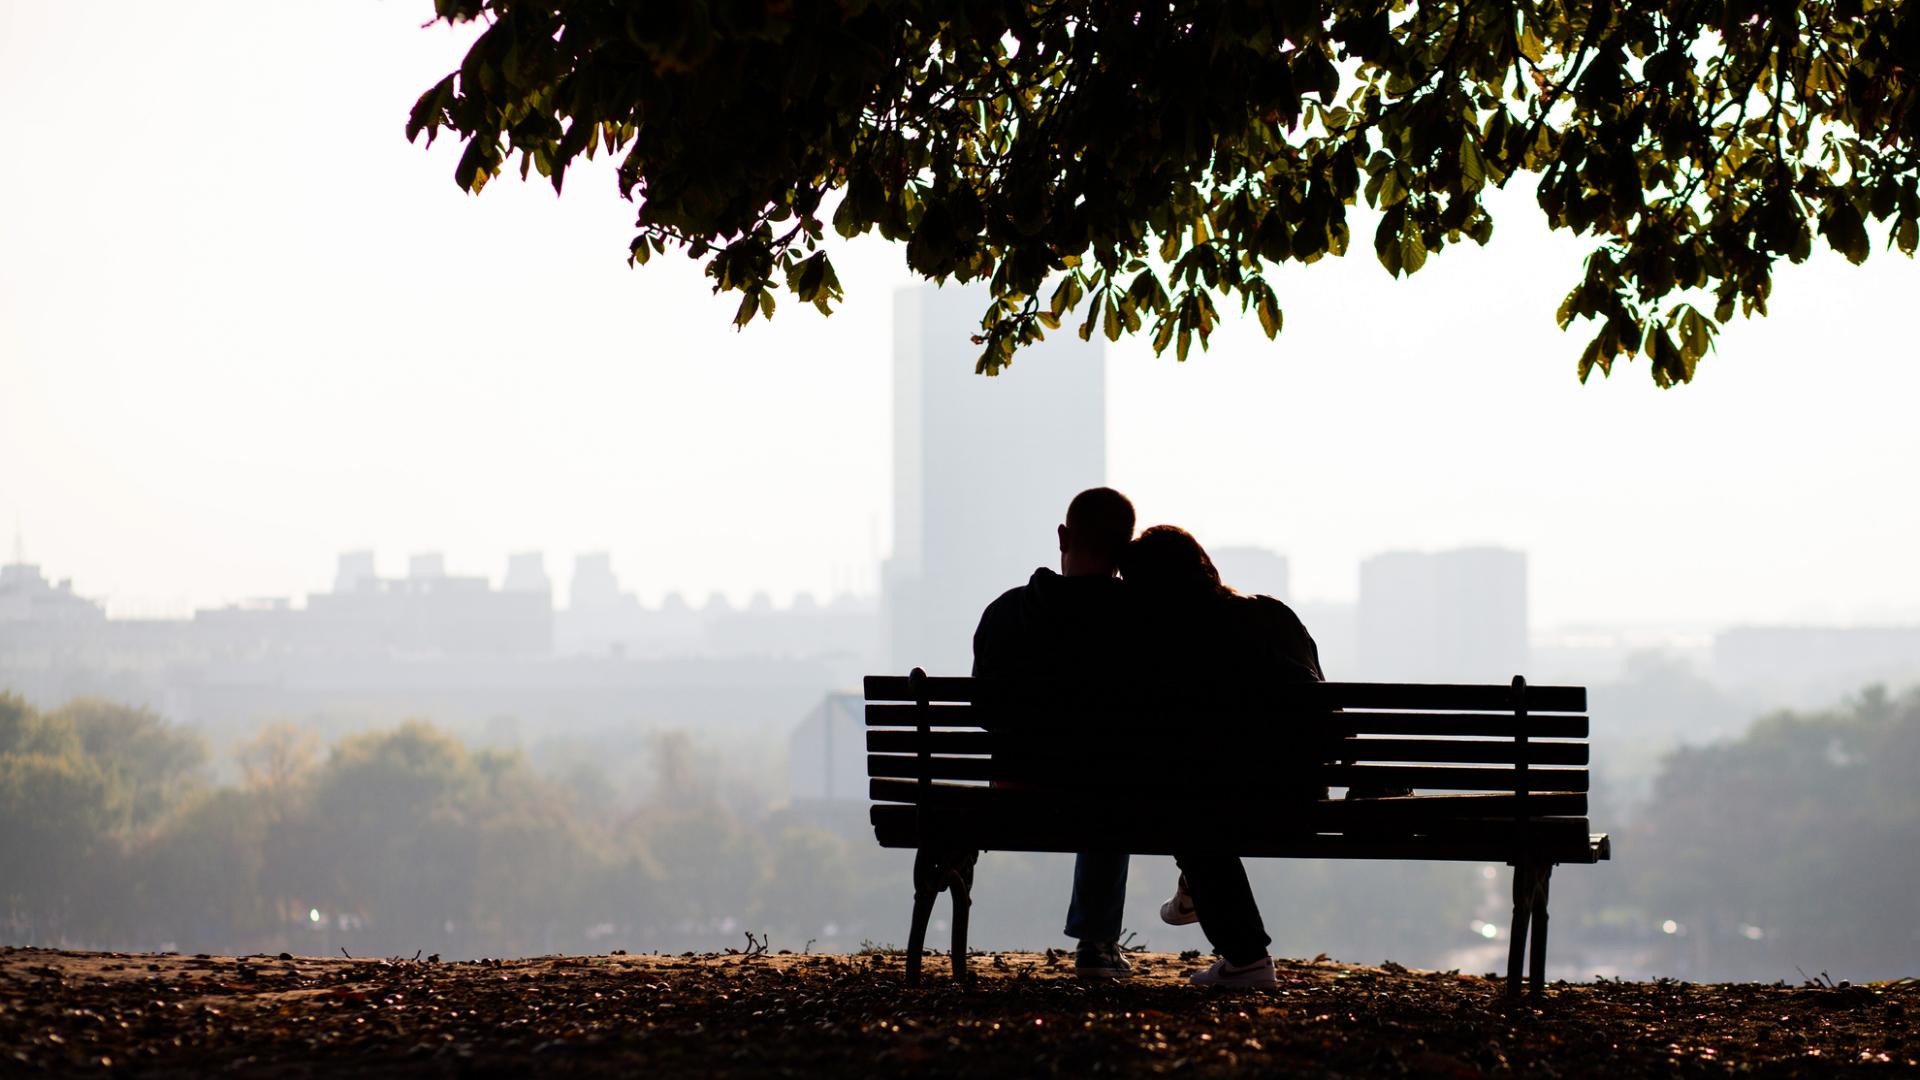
[864,670,1610,995]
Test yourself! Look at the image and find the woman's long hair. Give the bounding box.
[1119,525,1231,597]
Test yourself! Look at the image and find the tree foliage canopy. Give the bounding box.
[409,0,1918,384]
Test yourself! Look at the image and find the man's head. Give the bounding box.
[1057,487,1136,577]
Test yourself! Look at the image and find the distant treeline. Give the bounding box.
[1595,683,1920,981]
[2,688,1916,980]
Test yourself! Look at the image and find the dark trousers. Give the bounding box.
[1174,854,1271,966]
[1064,851,1129,942]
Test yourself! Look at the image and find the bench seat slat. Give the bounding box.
[1322,712,1587,738]
[866,703,987,727]
[1328,738,1587,765]
[863,676,1587,713]
[867,778,1588,820]
[862,729,1325,756]
[864,730,1587,765]
[869,804,1609,864]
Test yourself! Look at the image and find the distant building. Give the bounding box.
[885,282,1107,675]
[555,552,646,656]
[786,691,866,802]
[293,554,553,658]
[569,552,621,610]
[1356,547,1528,681]
[1211,546,1291,601]
[548,550,878,677]
[503,552,552,599]
[0,552,866,752]
[0,561,107,626]
[333,551,377,594]
[408,552,446,580]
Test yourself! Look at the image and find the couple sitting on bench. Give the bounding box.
[971,486,1323,989]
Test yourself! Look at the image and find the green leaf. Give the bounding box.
[1517,24,1545,64]
[1676,304,1713,360]
[453,138,496,194]
[1819,202,1870,265]
[1577,335,1605,383]
[405,75,455,145]
[1400,225,1428,275]
[1374,207,1405,277]
[1379,168,1409,208]
[1458,135,1486,194]
[1151,316,1177,353]
[1254,287,1284,340]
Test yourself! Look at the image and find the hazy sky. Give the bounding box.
[4,2,1918,629]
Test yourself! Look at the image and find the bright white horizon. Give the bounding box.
[4,2,1918,631]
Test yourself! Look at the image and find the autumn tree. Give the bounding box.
[409,0,1919,384]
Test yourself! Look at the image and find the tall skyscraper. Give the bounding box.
[1356,547,1528,681]
[885,283,1106,674]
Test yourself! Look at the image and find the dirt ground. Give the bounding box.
[1,945,1913,1076]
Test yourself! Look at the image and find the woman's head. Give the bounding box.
[1120,525,1227,596]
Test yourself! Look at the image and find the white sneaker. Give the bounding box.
[1159,875,1199,926]
[1189,954,1276,988]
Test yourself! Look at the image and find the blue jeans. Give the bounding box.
[1063,851,1130,942]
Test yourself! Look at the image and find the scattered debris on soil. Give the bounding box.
[1,946,1913,1075]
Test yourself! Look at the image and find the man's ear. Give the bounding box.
[1057,524,1070,553]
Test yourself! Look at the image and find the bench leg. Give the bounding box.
[905,848,980,986]
[1505,863,1538,997]
[1505,863,1555,996]
[905,849,940,986]
[1497,860,1543,999]
[1529,866,1553,995]
[948,859,973,985]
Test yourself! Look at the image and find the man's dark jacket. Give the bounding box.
[971,568,1134,680]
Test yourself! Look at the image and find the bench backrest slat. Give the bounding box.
[864,703,1588,738]
[864,676,1587,713]
[864,729,1587,766]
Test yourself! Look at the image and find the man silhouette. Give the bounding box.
[972,486,1137,978]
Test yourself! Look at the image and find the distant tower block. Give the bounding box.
[408,552,447,580]
[1210,546,1291,602]
[1357,547,1528,682]
[886,281,1107,674]
[569,552,620,610]
[504,552,552,596]
[334,550,377,593]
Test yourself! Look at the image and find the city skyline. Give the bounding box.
[5,5,1920,632]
